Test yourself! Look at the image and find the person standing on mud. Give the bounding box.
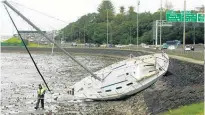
[35,84,46,110]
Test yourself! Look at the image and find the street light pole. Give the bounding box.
[160,0,162,46]
[60,30,64,46]
[84,24,85,44]
[71,25,73,42]
[130,26,131,45]
[107,9,109,47]
[51,31,55,54]
[183,0,186,51]
[137,0,140,48]
[193,23,195,45]
[155,20,158,47]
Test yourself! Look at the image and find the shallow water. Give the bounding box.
[1,52,121,115]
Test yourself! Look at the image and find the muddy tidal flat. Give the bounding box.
[1,52,203,115]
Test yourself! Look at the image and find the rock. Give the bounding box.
[54,97,58,101]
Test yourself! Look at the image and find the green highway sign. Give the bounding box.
[166,10,204,23]
[166,13,181,22]
[181,13,197,22]
[197,13,205,23]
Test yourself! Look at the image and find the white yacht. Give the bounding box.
[73,53,169,100]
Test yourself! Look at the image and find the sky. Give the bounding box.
[0,0,204,36]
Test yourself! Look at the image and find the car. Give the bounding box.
[162,43,168,49]
[144,45,149,48]
[108,44,115,48]
[140,43,146,47]
[191,46,195,51]
[100,44,107,47]
[71,42,77,46]
[85,43,90,47]
[184,45,191,51]
[115,44,123,48]
[168,45,176,50]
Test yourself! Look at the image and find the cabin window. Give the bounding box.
[78,88,83,91]
[126,73,129,75]
[100,80,128,89]
[105,89,111,92]
[112,64,126,70]
[126,82,133,86]
[116,86,122,89]
[149,70,155,72]
[97,91,102,93]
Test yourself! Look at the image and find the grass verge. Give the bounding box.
[160,102,204,115]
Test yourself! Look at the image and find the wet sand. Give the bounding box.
[1,52,121,115]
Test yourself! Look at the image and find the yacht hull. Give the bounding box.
[72,53,169,100]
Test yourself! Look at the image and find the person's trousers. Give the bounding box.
[36,99,44,108]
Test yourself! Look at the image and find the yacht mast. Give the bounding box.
[2,0,101,81]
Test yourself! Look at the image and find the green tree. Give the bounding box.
[58,2,204,45]
[120,6,125,14]
[98,0,114,14]
[128,6,134,14]
[97,0,115,22]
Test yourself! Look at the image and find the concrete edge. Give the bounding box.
[93,48,204,65]
[168,55,204,65]
[74,52,204,65]
[72,52,128,59]
[1,46,204,65]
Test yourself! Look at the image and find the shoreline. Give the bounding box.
[1,46,204,65]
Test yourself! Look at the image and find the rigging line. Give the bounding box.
[4,5,51,92]
[10,1,69,24]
